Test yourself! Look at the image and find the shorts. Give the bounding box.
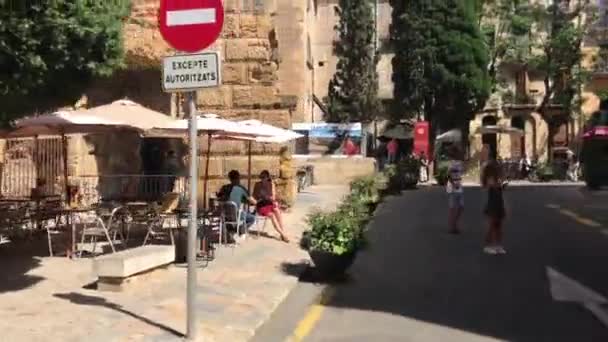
[448,192,464,209]
[258,204,276,217]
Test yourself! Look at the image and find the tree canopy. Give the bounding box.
[0,0,130,125]
[326,0,379,123]
[481,0,594,117]
[390,0,491,131]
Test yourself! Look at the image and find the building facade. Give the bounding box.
[468,0,608,167]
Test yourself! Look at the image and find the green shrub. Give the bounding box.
[398,156,420,174]
[435,160,450,185]
[304,194,370,255]
[538,163,555,180]
[350,176,380,204]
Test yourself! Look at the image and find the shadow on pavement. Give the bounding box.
[0,234,51,293]
[301,186,608,341]
[53,292,184,338]
[0,256,44,293]
[281,261,353,285]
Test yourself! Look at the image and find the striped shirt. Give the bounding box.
[446,160,464,193]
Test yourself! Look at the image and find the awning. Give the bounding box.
[165,114,276,138]
[9,99,178,138]
[436,129,462,143]
[10,110,142,137]
[380,125,413,140]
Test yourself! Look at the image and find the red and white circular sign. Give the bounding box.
[159,0,225,53]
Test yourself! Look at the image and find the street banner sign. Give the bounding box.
[414,121,430,159]
[159,0,225,53]
[162,52,221,92]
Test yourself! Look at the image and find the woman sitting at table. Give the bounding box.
[253,170,289,243]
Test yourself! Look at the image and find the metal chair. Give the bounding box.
[143,193,180,246]
[252,213,268,239]
[39,198,64,256]
[78,206,126,256]
[218,201,245,244]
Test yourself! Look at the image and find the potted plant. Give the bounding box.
[301,195,369,277]
[383,164,402,193]
[350,176,380,212]
[398,157,420,189]
[434,160,450,186]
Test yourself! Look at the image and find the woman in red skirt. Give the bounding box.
[253,170,289,242]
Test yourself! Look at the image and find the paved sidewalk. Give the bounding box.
[0,185,348,342]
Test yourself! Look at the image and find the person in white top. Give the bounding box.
[446,146,465,234]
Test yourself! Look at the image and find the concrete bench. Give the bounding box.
[93,245,175,291]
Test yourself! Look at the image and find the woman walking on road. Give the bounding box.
[481,159,507,255]
[446,146,465,234]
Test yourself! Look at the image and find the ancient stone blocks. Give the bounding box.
[223,63,248,85]
[196,87,233,108]
[233,85,279,108]
[225,39,270,62]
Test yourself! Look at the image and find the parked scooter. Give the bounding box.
[525,162,540,182]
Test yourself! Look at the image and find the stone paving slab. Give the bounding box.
[0,185,349,342]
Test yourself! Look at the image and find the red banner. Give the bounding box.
[413,121,430,159]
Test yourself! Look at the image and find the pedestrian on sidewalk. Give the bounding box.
[387,138,398,164]
[481,159,507,255]
[446,146,465,234]
[419,152,429,183]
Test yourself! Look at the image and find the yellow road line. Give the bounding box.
[558,208,603,228]
[288,287,335,342]
[546,204,603,228]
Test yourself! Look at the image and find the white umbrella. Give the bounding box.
[10,110,144,204]
[10,110,140,137]
[168,114,273,137]
[163,114,276,208]
[219,120,303,190]
[436,129,462,143]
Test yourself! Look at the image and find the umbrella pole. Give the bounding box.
[202,134,212,211]
[61,133,69,206]
[247,141,252,192]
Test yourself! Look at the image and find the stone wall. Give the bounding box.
[106,0,296,204]
[294,157,376,185]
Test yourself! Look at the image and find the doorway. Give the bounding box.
[482,116,498,159]
[511,116,525,158]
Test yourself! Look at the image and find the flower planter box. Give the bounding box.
[309,249,358,277]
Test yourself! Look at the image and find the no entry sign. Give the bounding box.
[159,0,225,53]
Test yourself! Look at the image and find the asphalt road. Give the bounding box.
[252,185,608,342]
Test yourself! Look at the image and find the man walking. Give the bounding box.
[446,146,465,234]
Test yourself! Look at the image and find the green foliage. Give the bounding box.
[434,160,450,186]
[538,163,555,181]
[390,0,491,130]
[482,0,594,115]
[397,156,421,174]
[350,176,380,204]
[305,195,369,255]
[0,0,130,125]
[327,0,379,123]
[304,175,385,255]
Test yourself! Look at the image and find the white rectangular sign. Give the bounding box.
[162,52,221,92]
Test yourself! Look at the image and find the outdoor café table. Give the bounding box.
[174,207,219,259]
[59,207,96,259]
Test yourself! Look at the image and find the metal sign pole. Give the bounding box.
[186,91,198,340]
